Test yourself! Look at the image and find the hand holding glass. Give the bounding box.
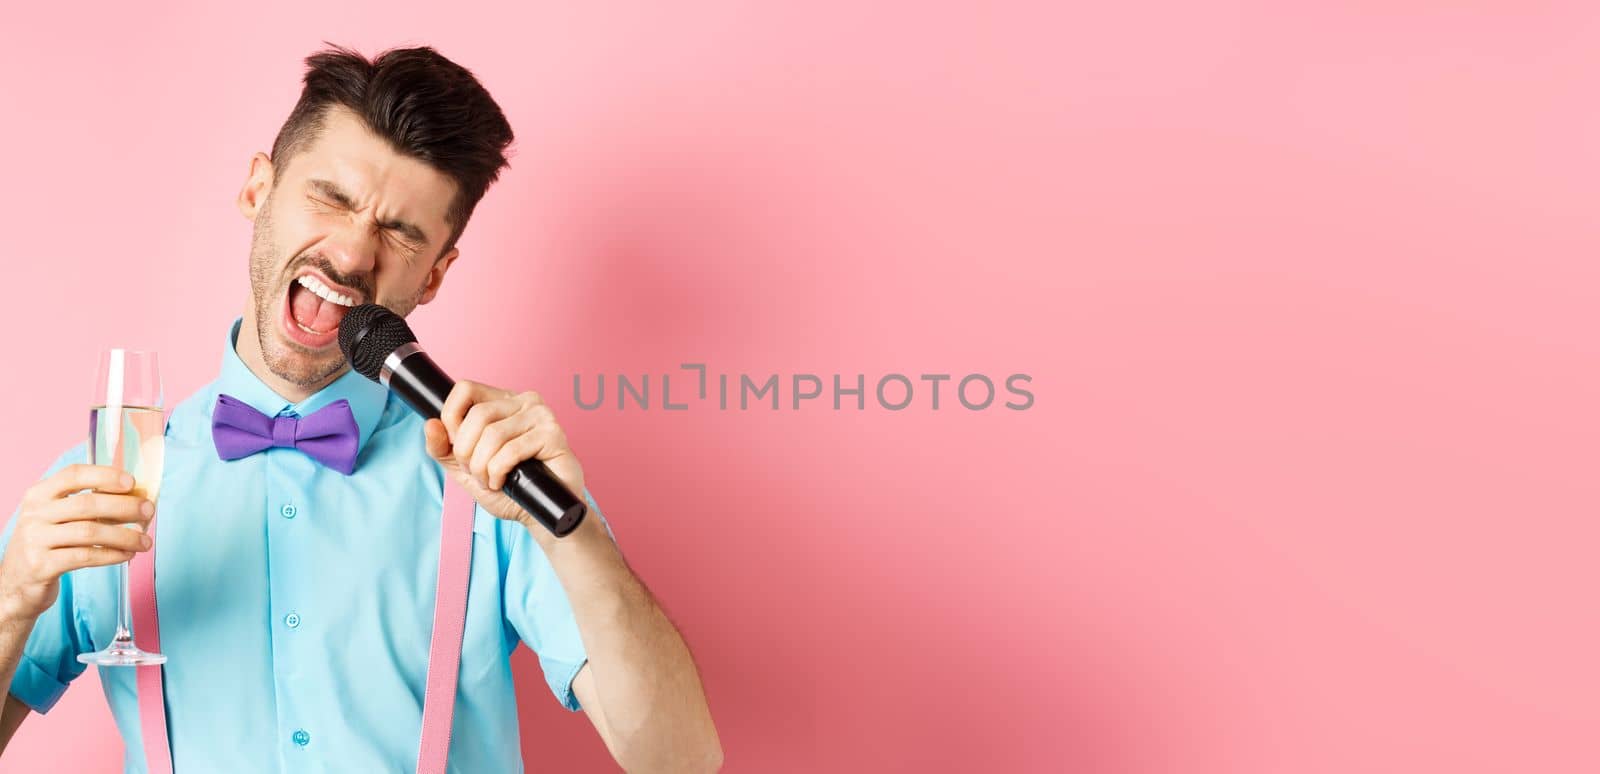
[77,349,167,667]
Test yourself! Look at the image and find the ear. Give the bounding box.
[417,247,460,306]
[236,152,275,220]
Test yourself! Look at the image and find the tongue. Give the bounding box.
[289,282,348,334]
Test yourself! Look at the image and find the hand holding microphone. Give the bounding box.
[422,383,588,537]
[339,305,588,537]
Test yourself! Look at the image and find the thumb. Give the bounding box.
[423,418,454,464]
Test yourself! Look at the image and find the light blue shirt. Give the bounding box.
[2,320,608,772]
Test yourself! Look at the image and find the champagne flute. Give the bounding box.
[77,349,167,666]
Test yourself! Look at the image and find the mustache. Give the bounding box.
[286,254,374,302]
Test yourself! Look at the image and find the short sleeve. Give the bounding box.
[0,443,93,713]
[498,487,614,712]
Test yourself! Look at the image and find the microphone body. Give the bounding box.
[340,307,587,537]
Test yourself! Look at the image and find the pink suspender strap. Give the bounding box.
[131,508,172,774]
[416,482,476,773]
[131,481,477,774]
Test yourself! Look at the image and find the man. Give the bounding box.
[0,45,722,772]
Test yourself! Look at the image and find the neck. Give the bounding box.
[236,306,344,404]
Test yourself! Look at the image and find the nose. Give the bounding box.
[320,222,379,279]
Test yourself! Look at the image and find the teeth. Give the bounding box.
[296,275,355,307]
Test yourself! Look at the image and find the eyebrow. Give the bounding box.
[306,178,430,246]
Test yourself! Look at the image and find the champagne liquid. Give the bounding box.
[89,405,165,506]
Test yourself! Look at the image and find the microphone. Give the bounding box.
[338,304,587,537]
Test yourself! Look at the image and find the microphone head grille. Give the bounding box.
[338,304,418,381]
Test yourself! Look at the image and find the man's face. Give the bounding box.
[243,106,460,389]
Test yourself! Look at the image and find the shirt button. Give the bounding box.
[284,613,301,629]
[280,503,298,519]
[292,729,310,747]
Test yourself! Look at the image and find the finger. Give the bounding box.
[45,546,138,575]
[439,381,506,436]
[44,521,151,552]
[453,399,519,468]
[41,492,153,525]
[477,405,555,489]
[423,418,454,463]
[438,381,477,436]
[30,464,134,502]
[468,411,540,487]
[485,425,566,490]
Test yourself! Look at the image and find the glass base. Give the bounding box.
[78,640,166,667]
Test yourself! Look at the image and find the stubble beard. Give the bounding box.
[247,197,351,390]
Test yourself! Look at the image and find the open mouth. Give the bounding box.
[281,272,360,349]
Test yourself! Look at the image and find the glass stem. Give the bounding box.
[114,559,135,645]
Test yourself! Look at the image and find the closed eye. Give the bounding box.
[306,179,359,210]
[383,227,423,253]
[379,219,428,248]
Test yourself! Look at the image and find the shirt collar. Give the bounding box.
[217,318,388,454]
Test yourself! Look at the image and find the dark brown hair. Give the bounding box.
[270,44,514,254]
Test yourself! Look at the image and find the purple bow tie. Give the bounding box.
[212,394,359,475]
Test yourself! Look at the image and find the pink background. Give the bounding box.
[1,2,1596,772]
